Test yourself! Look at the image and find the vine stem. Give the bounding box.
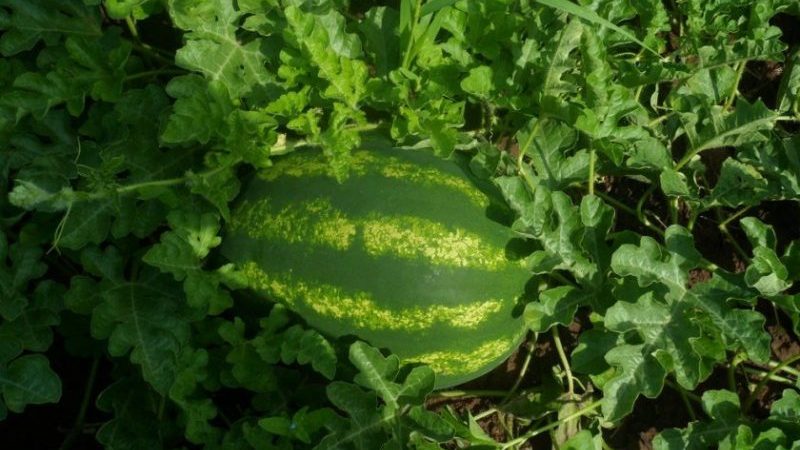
[636,184,659,231]
[131,41,175,65]
[587,148,596,195]
[59,357,100,450]
[668,197,679,225]
[664,379,702,403]
[671,378,698,421]
[719,206,751,229]
[647,111,675,128]
[125,16,140,40]
[124,15,177,66]
[68,124,384,204]
[714,207,750,262]
[500,399,603,449]
[551,327,575,399]
[743,353,800,412]
[762,359,800,378]
[517,119,543,171]
[503,336,536,403]
[474,408,498,421]
[723,61,747,110]
[124,69,185,82]
[432,389,510,398]
[728,353,744,393]
[401,0,423,69]
[741,367,796,385]
[594,190,665,236]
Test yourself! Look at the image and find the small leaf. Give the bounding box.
[460,66,493,98]
[96,378,164,449]
[709,159,770,207]
[350,341,401,408]
[0,354,61,413]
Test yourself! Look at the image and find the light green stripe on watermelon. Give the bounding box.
[230,195,517,270]
[261,149,489,209]
[362,215,513,270]
[377,157,489,209]
[240,261,505,330]
[259,150,376,180]
[406,332,525,376]
[228,198,357,250]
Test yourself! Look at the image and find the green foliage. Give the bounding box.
[654,389,800,450]
[1,0,800,448]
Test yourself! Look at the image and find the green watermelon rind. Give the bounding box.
[222,146,531,388]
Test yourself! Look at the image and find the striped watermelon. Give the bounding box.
[222,145,531,387]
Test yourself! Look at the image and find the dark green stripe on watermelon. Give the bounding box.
[222,147,531,387]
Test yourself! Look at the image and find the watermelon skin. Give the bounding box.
[222,146,530,387]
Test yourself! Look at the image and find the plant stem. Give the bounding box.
[59,357,100,450]
[741,367,796,385]
[124,69,185,82]
[551,327,575,399]
[500,399,603,449]
[81,175,187,200]
[504,338,536,403]
[724,61,747,110]
[125,16,140,40]
[648,111,675,128]
[673,381,698,420]
[728,356,740,393]
[517,119,543,170]
[587,148,596,195]
[664,379,702,403]
[743,354,800,412]
[635,183,666,235]
[668,197,679,225]
[595,191,665,236]
[433,389,510,398]
[718,206,751,229]
[548,271,578,288]
[686,205,704,231]
[636,184,656,223]
[131,42,176,66]
[474,408,498,421]
[67,125,383,205]
[763,359,800,378]
[714,208,750,262]
[401,0,423,69]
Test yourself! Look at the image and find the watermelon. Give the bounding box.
[221,145,531,387]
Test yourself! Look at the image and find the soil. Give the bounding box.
[770,324,800,361]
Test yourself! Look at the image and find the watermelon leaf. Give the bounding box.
[315,342,448,450]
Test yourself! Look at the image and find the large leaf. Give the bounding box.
[169,0,275,99]
[0,0,101,56]
[315,342,445,450]
[603,226,770,421]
